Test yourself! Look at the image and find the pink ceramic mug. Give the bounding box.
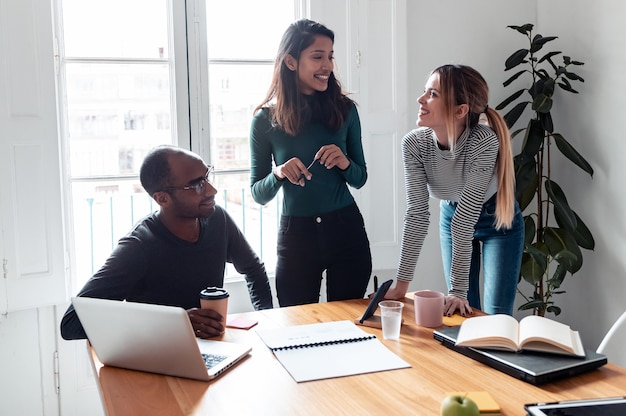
[413,290,444,328]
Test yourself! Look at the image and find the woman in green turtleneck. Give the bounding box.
[249,18,372,307]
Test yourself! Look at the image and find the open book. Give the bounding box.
[455,314,585,357]
[255,320,410,382]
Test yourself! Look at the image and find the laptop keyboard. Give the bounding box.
[202,353,228,370]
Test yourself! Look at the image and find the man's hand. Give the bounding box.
[187,308,224,338]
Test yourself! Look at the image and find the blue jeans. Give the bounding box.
[439,196,523,315]
[275,203,372,307]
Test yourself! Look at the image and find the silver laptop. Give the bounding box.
[71,297,251,381]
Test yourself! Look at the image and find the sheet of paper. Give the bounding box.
[256,320,373,349]
[256,320,411,382]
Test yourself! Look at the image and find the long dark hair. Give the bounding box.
[434,64,515,229]
[254,19,353,136]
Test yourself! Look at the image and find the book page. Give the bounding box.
[518,315,585,356]
[455,314,520,351]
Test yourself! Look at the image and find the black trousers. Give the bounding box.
[275,203,372,307]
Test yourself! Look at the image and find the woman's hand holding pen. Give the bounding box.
[273,157,313,187]
[314,144,350,170]
[273,145,351,187]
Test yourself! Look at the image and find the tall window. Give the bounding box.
[58,0,300,290]
[202,0,297,273]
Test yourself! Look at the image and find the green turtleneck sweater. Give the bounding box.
[249,100,367,216]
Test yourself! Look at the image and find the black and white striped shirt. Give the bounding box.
[397,124,498,298]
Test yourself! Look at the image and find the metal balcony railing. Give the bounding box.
[72,188,281,286]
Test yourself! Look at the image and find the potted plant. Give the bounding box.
[496,23,595,317]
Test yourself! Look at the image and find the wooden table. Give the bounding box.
[89,297,626,415]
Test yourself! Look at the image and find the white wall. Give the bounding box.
[404,0,537,300]
[533,0,626,351]
[404,0,626,353]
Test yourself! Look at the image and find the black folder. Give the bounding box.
[433,326,607,385]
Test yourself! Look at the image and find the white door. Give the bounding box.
[313,0,408,274]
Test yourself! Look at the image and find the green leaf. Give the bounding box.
[527,245,548,273]
[520,253,545,285]
[535,69,551,81]
[546,305,562,316]
[514,151,537,209]
[503,101,530,128]
[521,242,549,285]
[540,111,554,133]
[564,71,585,82]
[519,177,537,211]
[544,228,583,273]
[541,78,555,96]
[496,89,526,110]
[557,81,579,94]
[544,227,566,256]
[502,71,527,88]
[553,133,594,176]
[508,24,534,35]
[555,210,595,250]
[532,93,553,113]
[538,51,561,64]
[505,49,529,70]
[519,299,545,311]
[553,250,578,271]
[530,35,558,53]
[573,211,595,250]
[521,119,544,157]
[545,56,558,72]
[545,180,577,231]
[510,127,526,140]
[548,263,568,289]
[523,216,536,245]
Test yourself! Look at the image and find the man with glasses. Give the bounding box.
[60,145,273,340]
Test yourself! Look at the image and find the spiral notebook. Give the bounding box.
[255,320,410,382]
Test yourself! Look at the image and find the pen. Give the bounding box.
[298,158,318,182]
[374,275,379,292]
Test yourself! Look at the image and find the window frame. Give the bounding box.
[56,0,306,293]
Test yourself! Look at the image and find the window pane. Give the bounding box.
[212,173,282,274]
[206,0,295,60]
[61,0,175,288]
[72,180,155,279]
[209,63,274,170]
[204,0,297,278]
[66,63,172,177]
[62,0,169,59]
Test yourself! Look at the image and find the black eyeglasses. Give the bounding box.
[160,166,215,194]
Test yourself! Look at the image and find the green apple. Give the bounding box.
[440,394,480,416]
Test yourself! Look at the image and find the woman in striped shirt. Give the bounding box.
[386,65,524,316]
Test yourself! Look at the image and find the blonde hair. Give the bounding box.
[433,65,515,229]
